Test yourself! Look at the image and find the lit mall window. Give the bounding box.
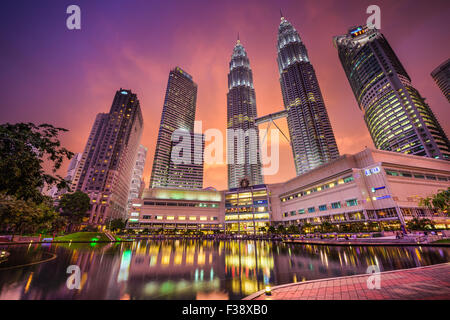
[331,202,341,209]
[189,216,197,221]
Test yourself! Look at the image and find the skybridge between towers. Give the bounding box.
[255,109,290,144]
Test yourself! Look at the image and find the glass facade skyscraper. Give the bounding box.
[277,16,340,176]
[150,67,204,189]
[431,58,450,103]
[334,26,450,160]
[227,39,264,189]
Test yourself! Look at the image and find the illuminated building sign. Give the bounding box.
[350,26,366,37]
[121,91,128,95]
[372,195,391,201]
[365,167,380,176]
[371,186,386,192]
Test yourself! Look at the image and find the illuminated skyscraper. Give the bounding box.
[431,58,450,103]
[277,16,339,176]
[73,89,144,225]
[227,38,264,189]
[334,26,450,160]
[150,67,204,189]
[126,144,147,213]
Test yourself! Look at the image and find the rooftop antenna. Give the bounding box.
[280,9,285,20]
[237,32,240,44]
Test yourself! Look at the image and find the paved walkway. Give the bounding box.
[245,263,450,300]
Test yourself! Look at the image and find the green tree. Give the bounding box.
[108,218,127,232]
[287,224,299,234]
[406,218,434,231]
[258,226,267,233]
[301,223,313,234]
[319,221,334,233]
[0,123,73,204]
[0,193,60,236]
[58,191,90,230]
[419,188,449,215]
[276,224,286,234]
[267,226,276,234]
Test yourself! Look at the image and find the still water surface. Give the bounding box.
[0,240,449,300]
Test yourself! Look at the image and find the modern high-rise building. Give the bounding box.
[66,152,82,183]
[431,58,450,103]
[150,67,204,189]
[334,26,450,160]
[126,144,147,213]
[72,89,144,225]
[46,152,82,198]
[227,38,264,189]
[277,16,340,176]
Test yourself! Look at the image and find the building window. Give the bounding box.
[200,216,207,221]
[346,199,358,207]
[156,216,163,220]
[319,205,327,211]
[400,172,412,178]
[167,216,175,220]
[142,215,151,220]
[331,202,341,209]
[179,216,186,220]
[290,211,296,216]
[343,176,354,183]
[308,207,315,213]
[298,209,305,214]
[189,216,197,221]
[386,170,399,176]
[283,212,289,217]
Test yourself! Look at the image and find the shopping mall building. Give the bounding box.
[128,148,450,233]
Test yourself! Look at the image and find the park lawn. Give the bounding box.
[54,232,110,242]
[433,239,450,244]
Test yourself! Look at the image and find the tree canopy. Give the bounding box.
[0,193,62,234]
[58,191,91,226]
[0,122,73,204]
[420,188,449,215]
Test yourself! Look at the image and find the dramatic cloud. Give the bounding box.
[1,0,449,190]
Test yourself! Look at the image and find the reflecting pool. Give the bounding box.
[0,240,449,300]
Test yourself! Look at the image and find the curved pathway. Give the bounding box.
[245,262,450,300]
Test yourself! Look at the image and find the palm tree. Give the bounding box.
[419,188,449,215]
[406,218,434,231]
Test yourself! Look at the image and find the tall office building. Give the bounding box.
[66,153,82,183]
[72,89,144,225]
[334,26,450,160]
[277,16,339,176]
[150,67,204,189]
[46,153,82,198]
[227,38,264,189]
[126,144,147,213]
[431,58,450,103]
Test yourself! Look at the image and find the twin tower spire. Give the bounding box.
[227,14,340,189]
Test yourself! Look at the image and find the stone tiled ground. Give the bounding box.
[248,263,450,300]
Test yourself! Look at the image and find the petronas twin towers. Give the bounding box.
[227,15,339,188]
